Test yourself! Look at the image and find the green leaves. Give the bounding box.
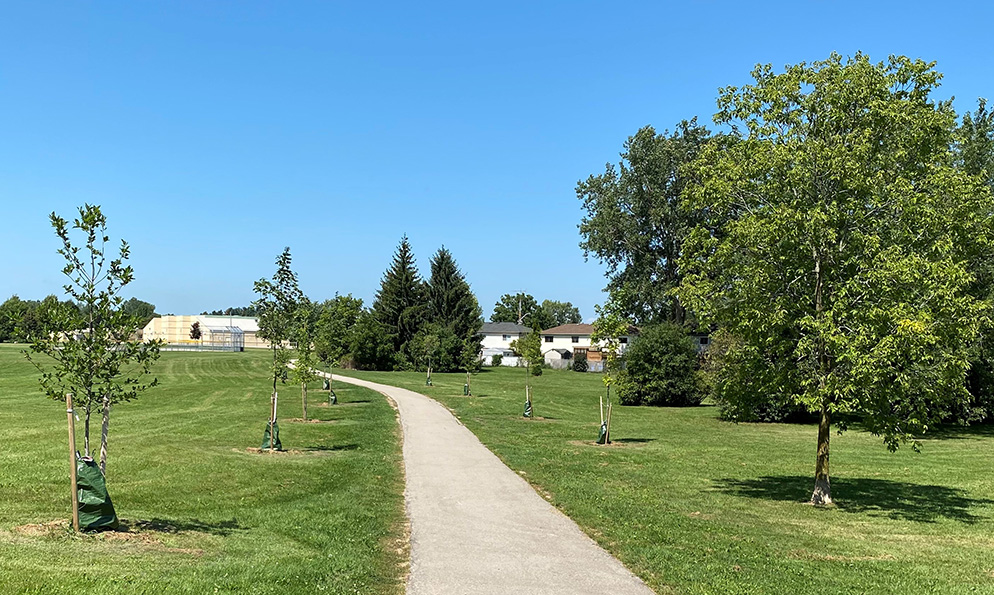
[679,53,994,451]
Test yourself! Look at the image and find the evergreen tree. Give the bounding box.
[372,236,425,368]
[426,248,483,340]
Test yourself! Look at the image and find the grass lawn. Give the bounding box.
[337,366,994,595]
[0,344,406,594]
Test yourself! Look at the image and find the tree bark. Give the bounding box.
[301,382,308,421]
[811,402,832,505]
[99,394,110,475]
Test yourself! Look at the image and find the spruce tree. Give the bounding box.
[425,248,483,372]
[372,236,425,368]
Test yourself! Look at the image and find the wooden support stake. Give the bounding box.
[66,393,79,532]
[606,402,613,444]
[269,391,277,452]
[599,395,604,425]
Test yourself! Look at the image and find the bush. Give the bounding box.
[572,352,588,372]
[616,323,702,406]
[700,329,810,422]
[491,353,503,367]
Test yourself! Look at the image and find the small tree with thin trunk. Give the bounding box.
[190,321,201,341]
[253,247,302,450]
[290,297,320,421]
[26,204,162,475]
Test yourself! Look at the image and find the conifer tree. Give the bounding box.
[426,247,483,343]
[372,236,425,368]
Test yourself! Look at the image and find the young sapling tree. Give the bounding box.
[26,204,162,476]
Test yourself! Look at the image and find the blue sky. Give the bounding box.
[1,1,991,321]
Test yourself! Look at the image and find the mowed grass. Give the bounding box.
[337,366,994,595]
[0,345,406,595]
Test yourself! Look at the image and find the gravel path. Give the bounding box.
[328,373,655,595]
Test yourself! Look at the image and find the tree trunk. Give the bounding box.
[83,407,91,457]
[811,401,832,505]
[466,370,471,395]
[99,394,110,475]
[301,382,308,421]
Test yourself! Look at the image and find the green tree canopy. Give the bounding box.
[315,294,364,365]
[425,248,483,372]
[491,293,554,330]
[540,300,581,326]
[679,53,994,505]
[577,120,712,325]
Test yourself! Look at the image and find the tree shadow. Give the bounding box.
[713,475,993,523]
[920,424,994,441]
[301,443,359,452]
[119,517,244,536]
[614,438,656,444]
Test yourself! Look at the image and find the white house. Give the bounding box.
[539,323,639,357]
[479,322,531,366]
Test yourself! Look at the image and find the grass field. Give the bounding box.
[0,345,406,594]
[337,366,994,595]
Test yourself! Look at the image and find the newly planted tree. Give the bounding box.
[254,247,303,451]
[679,54,994,505]
[510,330,542,416]
[291,298,320,421]
[26,204,162,476]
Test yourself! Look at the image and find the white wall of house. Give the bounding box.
[480,331,527,351]
[540,333,635,355]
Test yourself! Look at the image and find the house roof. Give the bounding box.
[541,323,640,336]
[541,323,595,335]
[481,322,531,334]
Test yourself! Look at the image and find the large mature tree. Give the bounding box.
[957,98,994,189]
[25,205,161,475]
[491,293,552,330]
[577,120,711,325]
[425,248,483,370]
[314,294,364,365]
[254,247,303,449]
[121,297,157,328]
[0,295,30,342]
[679,53,994,505]
[372,236,425,368]
[540,300,581,326]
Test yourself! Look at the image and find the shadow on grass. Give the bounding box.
[614,438,656,444]
[921,424,994,441]
[121,517,243,536]
[302,443,359,452]
[713,475,993,523]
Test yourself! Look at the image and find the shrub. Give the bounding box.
[701,329,810,422]
[572,352,588,372]
[616,323,702,406]
[490,353,503,367]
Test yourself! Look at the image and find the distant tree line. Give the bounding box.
[1,295,157,342]
[201,306,258,316]
[490,293,581,330]
[313,237,484,373]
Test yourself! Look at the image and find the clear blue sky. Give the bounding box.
[1,1,991,320]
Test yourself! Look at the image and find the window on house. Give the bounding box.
[544,336,553,343]
[503,334,511,341]
[699,337,709,346]
[619,337,628,344]
[571,336,579,343]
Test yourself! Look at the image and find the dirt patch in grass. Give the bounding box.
[567,439,650,448]
[240,447,336,456]
[12,519,207,555]
[13,520,67,538]
[282,418,339,424]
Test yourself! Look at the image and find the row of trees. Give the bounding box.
[579,53,994,505]
[1,295,157,343]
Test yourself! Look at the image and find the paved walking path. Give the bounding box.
[328,373,655,595]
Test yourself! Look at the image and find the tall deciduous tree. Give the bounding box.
[540,300,581,326]
[314,294,364,365]
[577,120,711,325]
[957,98,994,189]
[372,236,425,368]
[254,247,302,448]
[679,54,994,505]
[491,293,551,330]
[26,205,162,475]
